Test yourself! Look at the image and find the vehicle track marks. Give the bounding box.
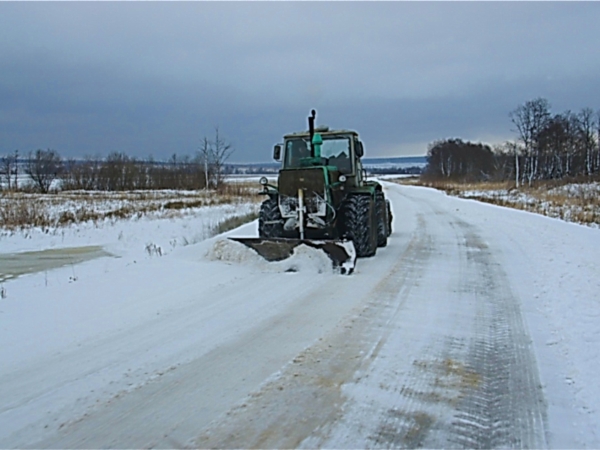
[189,215,432,449]
[301,192,548,449]
[447,219,548,449]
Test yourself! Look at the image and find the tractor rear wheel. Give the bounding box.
[258,197,284,238]
[342,194,377,258]
[376,192,388,247]
[386,199,393,237]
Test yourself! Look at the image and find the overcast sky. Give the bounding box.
[1,2,600,162]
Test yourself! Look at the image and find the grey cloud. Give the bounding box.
[1,2,600,161]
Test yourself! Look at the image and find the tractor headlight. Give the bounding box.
[259,177,268,186]
[339,175,347,182]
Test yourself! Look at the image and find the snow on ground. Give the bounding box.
[375,174,417,180]
[548,181,600,196]
[397,184,600,447]
[0,188,259,230]
[224,174,277,182]
[0,215,342,447]
[0,183,599,448]
[0,201,258,257]
[458,182,600,229]
[206,239,334,274]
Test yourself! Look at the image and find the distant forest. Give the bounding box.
[0,129,234,193]
[4,97,598,192]
[423,98,600,185]
[0,130,423,193]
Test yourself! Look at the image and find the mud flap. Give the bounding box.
[228,238,357,274]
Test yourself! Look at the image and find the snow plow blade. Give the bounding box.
[228,238,356,274]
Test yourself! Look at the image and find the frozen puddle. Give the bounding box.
[0,246,112,282]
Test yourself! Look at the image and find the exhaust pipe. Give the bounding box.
[308,109,316,157]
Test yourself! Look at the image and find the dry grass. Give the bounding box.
[0,199,50,228]
[397,179,514,195]
[385,176,422,186]
[212,211,259,236]
[0,182,264,230]
[396,178,600,227]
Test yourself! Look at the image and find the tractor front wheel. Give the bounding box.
[258,197,284,238]
[342,194,377,258]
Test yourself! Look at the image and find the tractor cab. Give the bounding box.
[275,129,366,186]
[282,131,355,174]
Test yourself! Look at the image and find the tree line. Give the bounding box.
[423,98,600,184]
[0,128,233,193]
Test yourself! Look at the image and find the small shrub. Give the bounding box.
[163,199,207,210]
[145,243,163,257]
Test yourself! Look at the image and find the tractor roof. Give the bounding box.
[284,128,359,139]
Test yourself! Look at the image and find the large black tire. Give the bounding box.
[258,197,283,238]
[342,194,377,258]
[376,192,388,248]
[386,199,393,237]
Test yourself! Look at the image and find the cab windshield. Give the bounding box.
[284,136,352,173]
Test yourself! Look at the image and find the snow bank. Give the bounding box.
[278,244,334,274]
[206,239,265,265]
[205,239,335,275]
[0,203,258,258]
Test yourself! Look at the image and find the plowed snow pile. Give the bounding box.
[206,239,334,274]
[279,244,333,274]
[206,239,266,264]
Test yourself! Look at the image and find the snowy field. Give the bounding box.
[0,185,261,228]
[0,182,599,448]
[0,191,260,284]
[457,182,600,229]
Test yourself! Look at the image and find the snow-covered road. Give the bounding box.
[1,183,599,448]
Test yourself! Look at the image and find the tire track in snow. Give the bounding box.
[12,259,367,448]
[369,203,548,449]
[298,187,548,449]
[27,224,424,449]
[446,219,547,449]
[10,185,549,448]
[188,214,433,449]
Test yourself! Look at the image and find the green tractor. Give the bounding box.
[230,110,392,274]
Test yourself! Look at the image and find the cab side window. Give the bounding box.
[285,139,310,167]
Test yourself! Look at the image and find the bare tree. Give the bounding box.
[198,137,212,190]
[211,127,234,189]
[61,156,101,190]
[509,98,551,185]
[578,108,597,177]
[14,149,19,189]
[424,139,494,181]
[198,128,234,190]
[597,110,600,174]
[538,113,571,179]
[0,152,16,190]
[25,149,62,193]
[491,142,520,184]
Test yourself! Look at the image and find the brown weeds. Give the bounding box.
[0,182,264,230]
[0,195,50,228]
[405,178,600,227]
[213,211,259,236]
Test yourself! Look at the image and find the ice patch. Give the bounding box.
[206,239,335,275]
